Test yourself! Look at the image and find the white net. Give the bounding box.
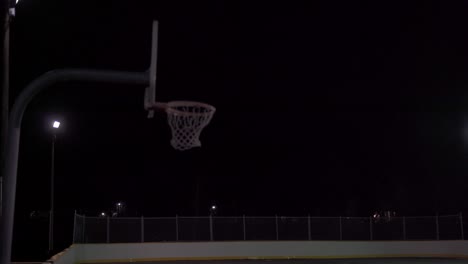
[166,101,216,151]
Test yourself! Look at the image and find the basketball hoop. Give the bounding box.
[144,21,216,150]
[145,100,215,151]
[165,101,216,151]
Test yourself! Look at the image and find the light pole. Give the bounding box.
[210,205,217,216]
[116,202,124,216]
[0,0,16,221]
[48,120,60,253]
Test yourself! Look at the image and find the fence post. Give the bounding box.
[402,217,406,240]
[72,210,77,243]
[460,212,464,240]
[141,216,144,243]
[175,215,179,241]
[82,216,86,243]
[243,215,246,240]
[307,215,311,240]
[209,215,214,241]
[275,215,279,240]
[369,217,373,240]
[339,216,343,240]
[106,216,110,243]
[435,213,440,240]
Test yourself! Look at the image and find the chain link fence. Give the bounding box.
[73,214,466,243]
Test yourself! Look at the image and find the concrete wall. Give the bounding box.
[49,245,78,264]
[53,241,468,263]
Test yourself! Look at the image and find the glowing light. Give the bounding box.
[53,121,60,128]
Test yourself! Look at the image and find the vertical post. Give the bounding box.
[307,215,311,240]
[460,212,464,240]
[148,21,158,105]
[141,216,144,243]
[275,215,279,240]
[209,214,214,241]
[369,216,373,240]
[436,213,440,240]
[0,176,2,217]
[0,129,18,264]
[106,216,110,243]
[175,215,179,241]
[48,135,56,252]
[0,10,10,217]
[72,210,77,243]
[402,217,406,240]
[243,215,246,240]
[242,215,247,240]
[0,14,12,262]
[82,215,86,243]
[339,216,343,240]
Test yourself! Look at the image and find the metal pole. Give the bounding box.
[243,215,246,240]
[402,217,406,240]
[175,215,179,241]
[339,216,343,240]
[1,4,10,154]
[209,215,214,241]
[436,214,440,240]
[48,135,56,252]
[307,215,311,240]
[106,216,110,243]
[82,215,86,243]
[72,210,77,243]
[460,212,464,240]
[0,127,19,264]
[141,216,144,243]
[0,69,148,264]
[275,215,279,240]
[0,177,2,217]
[369,216,373,240]
[0,9,10,219]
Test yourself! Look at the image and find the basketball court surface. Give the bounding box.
[86,259,468,264]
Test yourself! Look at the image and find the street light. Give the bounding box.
[210,205,217,216]
[48,120,60,253]
[116,202,124,216]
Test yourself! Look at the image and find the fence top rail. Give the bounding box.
[403,215,459,219]
[77,214,461,220]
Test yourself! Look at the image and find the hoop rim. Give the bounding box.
[165,100,216,116]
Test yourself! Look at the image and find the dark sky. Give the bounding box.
[8,0,468,229]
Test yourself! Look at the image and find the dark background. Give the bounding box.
[4,0,468,261]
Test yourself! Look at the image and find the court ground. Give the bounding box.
[87,258,468,264]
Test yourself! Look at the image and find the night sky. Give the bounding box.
[5,0,468,259]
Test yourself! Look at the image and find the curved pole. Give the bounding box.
[0,69,149,264]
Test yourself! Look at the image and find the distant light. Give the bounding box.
[211,205,217,210]
[117,202,122,206]
[53,121,60,128]
[100,212,106,217]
